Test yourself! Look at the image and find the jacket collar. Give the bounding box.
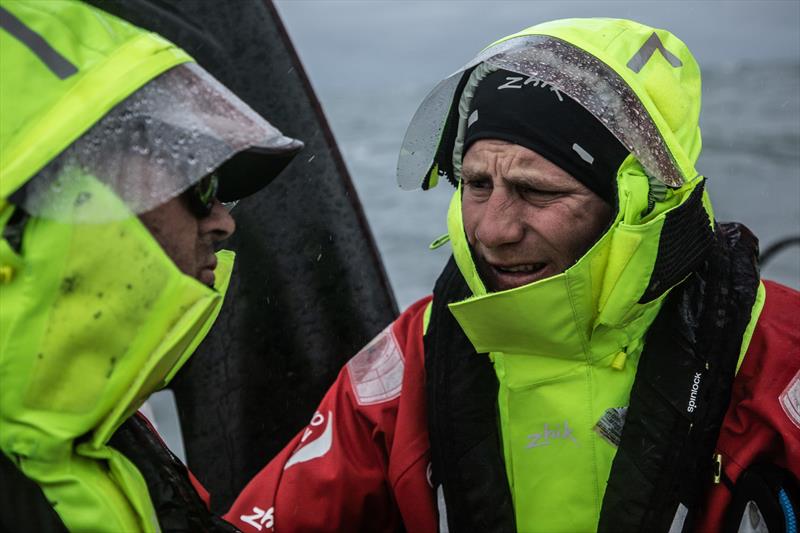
[444,165,688,359]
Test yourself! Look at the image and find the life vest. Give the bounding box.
[425,219,761,532]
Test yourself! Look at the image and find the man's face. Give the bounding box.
[461,139,613,292]
[139,192,235,287]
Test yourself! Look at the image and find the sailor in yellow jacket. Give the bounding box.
[0,1,301,530]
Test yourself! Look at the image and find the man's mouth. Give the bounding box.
[484,261,549,291]
[199,256,217,288]
[494,263,545,274]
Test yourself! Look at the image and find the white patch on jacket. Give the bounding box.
[779,369,800,429]
[347,325,404,405]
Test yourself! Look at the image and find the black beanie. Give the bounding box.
[464,69,629,204]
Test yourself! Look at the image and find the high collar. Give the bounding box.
[0,186,234,531]
[444,162,701,360]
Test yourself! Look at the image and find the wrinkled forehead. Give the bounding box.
[460,139,589,187]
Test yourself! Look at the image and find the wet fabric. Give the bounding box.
[397,21,702,190]
[0,184,234,530]
[0,1,245,530]
[12,62,301,223]
[1,1,302,221]
[598,223,760,531]
[463,69,629,204]
[109,414,241,532]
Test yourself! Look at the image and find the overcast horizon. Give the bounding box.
[276,1,800,92]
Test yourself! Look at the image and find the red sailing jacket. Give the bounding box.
[225,281,800,532]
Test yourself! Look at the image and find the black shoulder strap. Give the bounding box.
[425,257,516,532]
[598,222,760,533]
[0,451,68,533]
[0,414,239,533]
[110,414,241,533]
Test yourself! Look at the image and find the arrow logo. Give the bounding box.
[284,411,333,470]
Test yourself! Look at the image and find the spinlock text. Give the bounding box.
[687,372,702,413]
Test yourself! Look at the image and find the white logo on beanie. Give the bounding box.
[497,76,564,102]
[572,143,595,164]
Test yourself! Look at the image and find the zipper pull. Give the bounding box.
[611,350,628,371]
[713,453,723,484]
[429,233,450,250]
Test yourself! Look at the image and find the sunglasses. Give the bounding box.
[185,172,220,218]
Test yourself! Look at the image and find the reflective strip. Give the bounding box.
[0,6,77,79]
[572,142,595,164]
[437,485,450,533]
[467,109,479,128]
[667,503,689,533]
[738,501,769,533]
[627,32,683,73]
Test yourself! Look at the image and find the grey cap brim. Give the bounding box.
[216,136,304,202]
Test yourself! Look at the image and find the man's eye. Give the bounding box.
[519,185,558,198]
[464,179,491,190]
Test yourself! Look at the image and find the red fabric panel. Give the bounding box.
[697,281,800,531]
[225,297,436,532]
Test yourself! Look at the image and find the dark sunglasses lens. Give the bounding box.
[188,173,219,217]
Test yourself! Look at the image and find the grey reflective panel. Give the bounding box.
[396,35,548,190]
[627,32,683,74]
[0,6,77,79]
[737,501,769,533]
[21,63,300,222]
[396,34,686,190]
[437,485,450,533]
[667,503,689,533]
[396,74,461,190]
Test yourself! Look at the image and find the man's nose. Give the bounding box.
[201,199,236,242]
[474,190,524,248]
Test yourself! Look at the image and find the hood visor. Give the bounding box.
[397,34,685,191]
[16,63,302,222]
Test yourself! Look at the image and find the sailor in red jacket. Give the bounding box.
[227,284,799,532]
[227,19,800,533]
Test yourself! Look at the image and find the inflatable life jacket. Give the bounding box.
[425,220,761,532]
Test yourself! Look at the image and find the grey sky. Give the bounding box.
[276,1,799,90]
